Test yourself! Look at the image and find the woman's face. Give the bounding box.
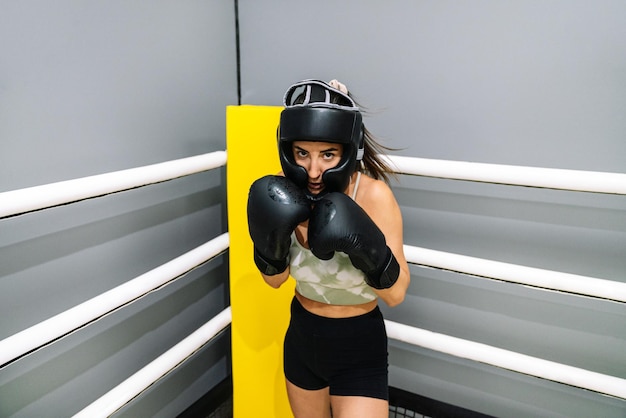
[292,141,343,195]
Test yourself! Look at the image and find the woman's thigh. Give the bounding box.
[330,395,389,418]
[286,379,331,418]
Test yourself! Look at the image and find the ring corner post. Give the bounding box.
[226,105,295,418]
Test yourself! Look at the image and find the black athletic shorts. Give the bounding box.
[283,296,389,400]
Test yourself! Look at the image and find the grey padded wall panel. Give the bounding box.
[238,1,626,416]
[0,2,237,417]
[239,0,626,172]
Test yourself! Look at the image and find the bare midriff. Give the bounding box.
[295,290,378,319]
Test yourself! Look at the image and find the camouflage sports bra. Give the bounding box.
[288,172,377,305]
[289,235,377,305]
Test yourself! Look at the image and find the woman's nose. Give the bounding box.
[307,159,323,179]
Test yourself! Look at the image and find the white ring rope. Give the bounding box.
[2,152,624,409]
[0,233,230,369]
[404,245,626,303]
[72,307,232,418]
[0,151,227,219]
[385,320,626,400]
[382,155,626,195]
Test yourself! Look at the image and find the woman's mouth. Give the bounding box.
[308,182,324,193]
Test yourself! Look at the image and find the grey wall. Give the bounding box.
[238,1,626,417]
[0,2,236,417]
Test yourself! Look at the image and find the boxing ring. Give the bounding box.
[1,106,625,416]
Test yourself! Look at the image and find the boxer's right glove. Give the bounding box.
[247,175,310,275]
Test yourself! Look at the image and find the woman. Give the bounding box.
[247,79,410,418]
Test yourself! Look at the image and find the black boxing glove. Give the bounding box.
[308,192,400,289]
[247,175,310,275]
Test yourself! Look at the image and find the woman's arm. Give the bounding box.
[260,269,291,289]
[360,180,410,307]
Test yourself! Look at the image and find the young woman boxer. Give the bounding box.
[247,79,410,418]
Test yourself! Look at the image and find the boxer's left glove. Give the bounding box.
[308,192,399,289]
[247,175,310,275]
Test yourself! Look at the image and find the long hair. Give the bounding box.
[360,125,398,184]
[349,94,399,184]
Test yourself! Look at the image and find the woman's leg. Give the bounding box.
[330,395,388,418]
[286,379,332,418]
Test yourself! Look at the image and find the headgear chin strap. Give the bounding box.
[278,80,364,200]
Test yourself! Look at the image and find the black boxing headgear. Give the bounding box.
[278,80,364,200]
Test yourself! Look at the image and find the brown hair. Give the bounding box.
[348,93,399,184]
[359,125,398,184]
